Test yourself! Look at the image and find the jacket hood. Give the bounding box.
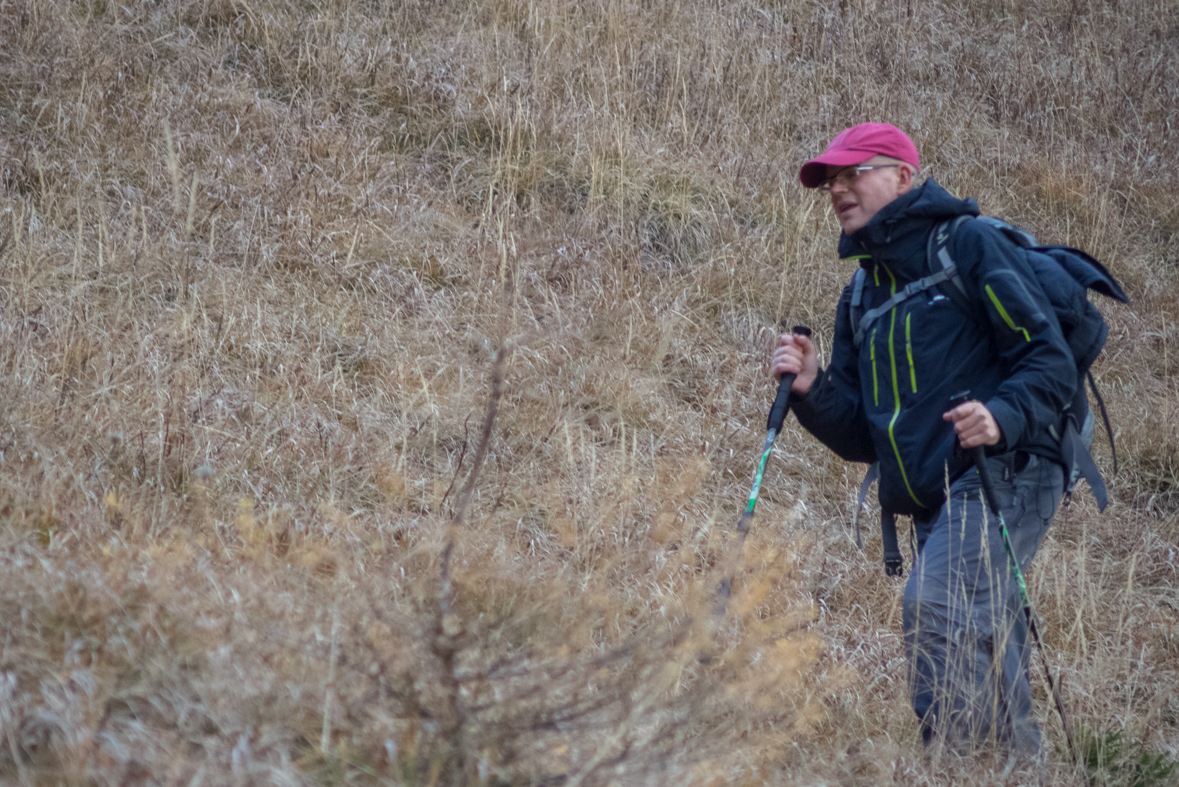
[838,179,978,279]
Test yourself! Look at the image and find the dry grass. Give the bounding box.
[0,0,1177,784]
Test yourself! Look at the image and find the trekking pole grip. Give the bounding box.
[768,326,812,434]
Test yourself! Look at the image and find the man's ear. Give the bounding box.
[896,163,914,194]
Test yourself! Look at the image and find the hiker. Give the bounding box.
[771,123,1077,756]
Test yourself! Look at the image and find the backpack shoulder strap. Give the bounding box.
[926,215,975,314]
[849,268,867,345]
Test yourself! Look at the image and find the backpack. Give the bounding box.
[848,215,1129,576]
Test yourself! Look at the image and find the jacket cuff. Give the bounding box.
[985,398,1023,452]
[787,367,823,402]
[787,368,825,420]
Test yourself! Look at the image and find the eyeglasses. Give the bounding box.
[817,164,900,192]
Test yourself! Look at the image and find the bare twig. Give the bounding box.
[438,414,472,511]
[449,345,510,529]
[431,341,512,782]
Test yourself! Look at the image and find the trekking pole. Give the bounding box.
[949,391,1087,783]
[717,325,812,609]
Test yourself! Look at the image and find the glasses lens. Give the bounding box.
[819,168,856,192]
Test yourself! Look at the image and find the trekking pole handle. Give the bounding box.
[949,391,1003,515]
[768,326,813,433]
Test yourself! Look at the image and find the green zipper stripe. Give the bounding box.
[985,285,1031,342]
[870,328,879,406]
[905,312,917,393]
[880,264,924,508]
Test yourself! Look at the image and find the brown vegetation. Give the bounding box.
[0,0,1176,784]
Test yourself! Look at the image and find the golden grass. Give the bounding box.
[0,0,1176,784]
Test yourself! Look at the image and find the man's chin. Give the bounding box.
[836,207,866,234]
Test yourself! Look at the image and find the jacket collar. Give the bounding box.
[837,180,979,276]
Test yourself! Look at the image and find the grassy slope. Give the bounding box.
[0,0,1177,784]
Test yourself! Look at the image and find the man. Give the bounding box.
[771,123,1075,756]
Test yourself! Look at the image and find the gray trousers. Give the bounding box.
[902,452,1063,754]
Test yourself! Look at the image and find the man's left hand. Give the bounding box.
[943,401,1003,449]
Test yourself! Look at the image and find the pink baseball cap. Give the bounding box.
[799,123,920,189]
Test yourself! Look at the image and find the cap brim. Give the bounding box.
[798,149,877,188]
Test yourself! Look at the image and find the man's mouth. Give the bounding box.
[837,202,857,217]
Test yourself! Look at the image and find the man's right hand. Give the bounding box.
[771,333,819,396]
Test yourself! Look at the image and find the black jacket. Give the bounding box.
[791,180,1076,516]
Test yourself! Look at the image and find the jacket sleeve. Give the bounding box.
[789,284,877,464]
[951,220,1077,450]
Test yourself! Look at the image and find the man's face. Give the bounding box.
[826,156,911,234]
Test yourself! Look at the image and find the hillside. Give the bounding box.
[0,0,1177,784]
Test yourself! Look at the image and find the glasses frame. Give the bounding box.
[817,164,901,192]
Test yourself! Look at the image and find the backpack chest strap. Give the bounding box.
[852,265,959,347]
